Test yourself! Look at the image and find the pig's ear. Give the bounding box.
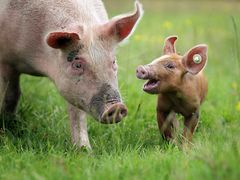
[182,44,208,75]
[102,1,143,42]
[163,36,178,55]
[46,32,80,49]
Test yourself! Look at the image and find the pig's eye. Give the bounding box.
[164,62,175,70]
[71,60,85,75]
[72,62,82,69]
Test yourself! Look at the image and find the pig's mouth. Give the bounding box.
[143,79,160,94]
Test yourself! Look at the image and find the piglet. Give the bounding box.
[136,36,208,142]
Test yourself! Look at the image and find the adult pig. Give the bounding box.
[0,0,143,149]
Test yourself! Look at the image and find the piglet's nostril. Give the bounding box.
[141,70,146,75]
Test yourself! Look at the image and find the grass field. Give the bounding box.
[1,0,240,179]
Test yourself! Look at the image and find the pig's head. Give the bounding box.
[136,36,208,94]
[46,2,143,123]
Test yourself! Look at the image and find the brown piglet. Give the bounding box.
[136,36,208,142]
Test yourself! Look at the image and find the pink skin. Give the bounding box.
[0,1,143,149]
[136,36,208,142]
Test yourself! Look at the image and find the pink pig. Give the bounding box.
[0,0,143,149]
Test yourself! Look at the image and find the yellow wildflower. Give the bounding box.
[163,21,173,30]
[134,35,144,42]
[236,102,240,112]
[232,82,238,90]
[158,37,163,44]
[185,19,192,26]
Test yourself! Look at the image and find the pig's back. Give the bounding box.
[0,0,108,27]
[0,0,108,63]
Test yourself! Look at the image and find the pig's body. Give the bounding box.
[157,71,208,117]
[0,0,143,149]
[156,70,208,141]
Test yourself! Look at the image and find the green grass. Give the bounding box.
[1,1,240,179]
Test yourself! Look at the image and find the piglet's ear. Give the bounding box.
[163,36,178,55]
[46,32,80,49]
[103,1,143,42]
[182,44,208,75]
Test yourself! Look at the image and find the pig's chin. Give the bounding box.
[143,79,160,94]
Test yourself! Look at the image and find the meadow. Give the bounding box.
[0,0,240,179]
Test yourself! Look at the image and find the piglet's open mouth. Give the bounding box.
[143,79,160,94]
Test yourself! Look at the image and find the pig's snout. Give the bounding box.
[90,83,128,124]
[101,103,128,124]
[136,65,149,79]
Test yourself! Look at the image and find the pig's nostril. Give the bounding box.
[120,109,127,116]
[108,110,114,118]
[101,103,128,124]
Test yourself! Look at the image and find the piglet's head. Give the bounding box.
[46,1,143,124]
[136,36,208,94]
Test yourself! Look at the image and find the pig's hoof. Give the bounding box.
[79,144,92,153]
[72,142,92,153]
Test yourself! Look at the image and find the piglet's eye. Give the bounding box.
[164,63,175,69]
[112,58,118,71]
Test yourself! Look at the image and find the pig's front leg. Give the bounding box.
[183,110,199,142]
[68,104,91,150]
[0,65,21,114]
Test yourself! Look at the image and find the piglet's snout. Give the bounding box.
[101,103,128,124]
[136,65,149,79]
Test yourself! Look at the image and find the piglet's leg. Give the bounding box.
[68,104,91,150]
[157,110,178,141]
[183,111,199,142]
